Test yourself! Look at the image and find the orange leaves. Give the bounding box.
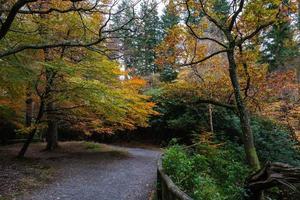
[122,77,147,89]
[261,100,300,139]
[253,69,299,105]
[243,68,300,138]
[155,25,186,67]
[155,25,207,69]
[117,76,159,130]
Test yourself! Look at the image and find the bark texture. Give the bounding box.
[245,162,300,200]
[227,49,260,170]
[45,101,58,151]
[25,89,33,127]
[44,48,58,151]
[18,99,44,157]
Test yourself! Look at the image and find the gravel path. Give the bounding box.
[19,145,161,200]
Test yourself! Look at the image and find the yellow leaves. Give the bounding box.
[237,0,291,38]
[16,125,37,135]
[155,25,185,67]
[115,76,159,130]
[261,100,300,139]
[4,0,110,51]
[156,24,208,69]
[196,131,224,148]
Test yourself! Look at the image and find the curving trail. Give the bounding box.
[19,145,161,200]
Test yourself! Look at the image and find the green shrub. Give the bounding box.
[163,144,250,200]
[147,86,212,142]
[154,96,300,165]
[149,85,300,166]
[212,108,300,165]
[251,117,300,165]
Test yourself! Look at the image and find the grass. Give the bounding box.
[84,142,129,156]
[149,190,158,200]
[84,141,103,151]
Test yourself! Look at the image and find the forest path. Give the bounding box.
[19,143,161,200]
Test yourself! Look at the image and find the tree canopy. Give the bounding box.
[0,1,299,199]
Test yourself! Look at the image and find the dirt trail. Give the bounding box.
[17,144,161,200]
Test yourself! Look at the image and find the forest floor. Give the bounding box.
[0,141,161,200]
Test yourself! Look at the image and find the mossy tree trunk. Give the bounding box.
[45,101,58,151]
[44,49,58,151]
[25,88,33,127]
[227,46,260,170]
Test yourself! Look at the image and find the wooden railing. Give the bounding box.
[157,158,193,200]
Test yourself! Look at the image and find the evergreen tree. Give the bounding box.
[260,0,298,71]
[159,0,180,82]
[212,0,230,23]
[160,0,180,38]
[261,20,298,71]
[111,0,138,70]
[137,0,161,75]
[111,0,161,76]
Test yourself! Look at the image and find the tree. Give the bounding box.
[160,0,180,39]
[157,0,292,170]
[137,0,161,75]
[158,0,180,82]
[110,0,138,68]
[0,0,157,157]
[16,47,158,157]
[0,0,136,58]
[261,19,298,71]
[111,0,161,76]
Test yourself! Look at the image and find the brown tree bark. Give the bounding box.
[227,49,260,170]
[44,48,58,151]
[291,0,299,99]
[245,162,300,200]
[18,99,44,157]
[18,129,36,158]
[45,101,58,151]
[25,89,33,127]
[208,104,214,134]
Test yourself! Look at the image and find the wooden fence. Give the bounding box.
[157,158,193,200]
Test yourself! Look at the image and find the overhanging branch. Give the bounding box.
[0,0,37,40]
[181,49,228,66]
[184,0,227,48]
[0,39,104,58]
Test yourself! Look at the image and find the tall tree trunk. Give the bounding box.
[45,101,58,151]
[298,1,300,30]
[44,48,58,151]
[18,100,44,158]
[18,128,36,158]
[298,2,300,99]
[25,89,33,127]
[227,50,260,170]
[208,104,214,133]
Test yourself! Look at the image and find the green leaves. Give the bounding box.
[163,144,250,200]
[41,52,157,134]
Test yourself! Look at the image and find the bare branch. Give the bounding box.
[184,0,227,48]
[181,49,228,66]
[0,38,103,58]
[228,0,245,31]
[0,0,37,40]
[237,21,275,45]
[198,0,226,32]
